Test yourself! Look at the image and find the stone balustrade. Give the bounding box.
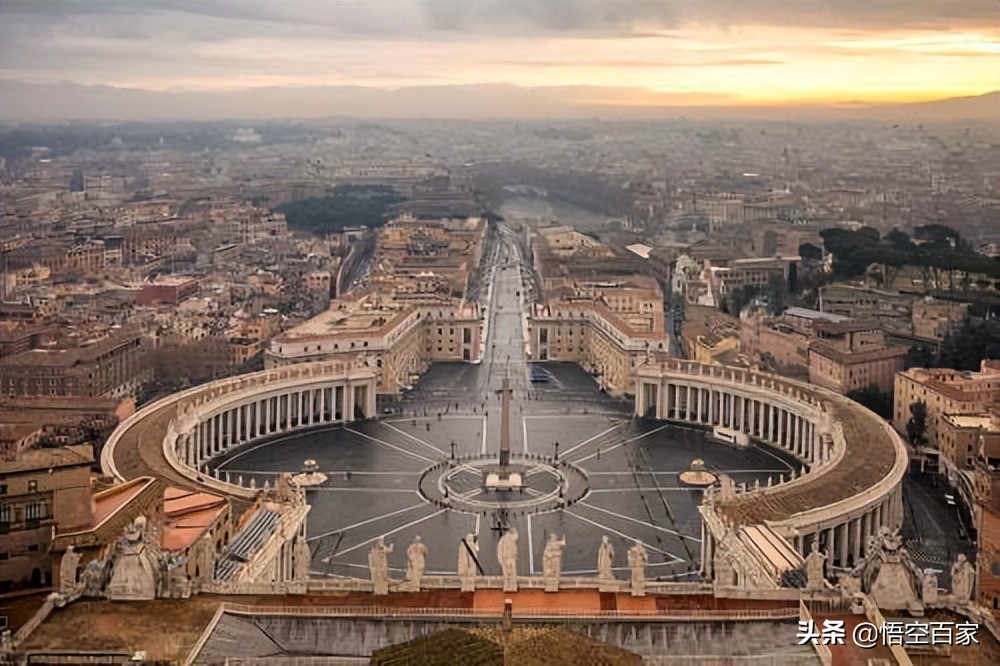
[635,359,907,574]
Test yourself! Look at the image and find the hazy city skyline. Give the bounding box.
[1,0,998,121]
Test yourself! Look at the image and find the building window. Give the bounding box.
[27,480,37,493]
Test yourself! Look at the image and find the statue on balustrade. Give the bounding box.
[597,535,615,589]
[804,540,827,591]
[368,537,393,595]
[542,534,566,592]
[294,537,312,582]
[106,516,160,601]
[405,536,428,591]
[950,554,975,602]
[458,534,479,592]
[628,541,648,597]
[59,545,81,595]
[497,528,519,592]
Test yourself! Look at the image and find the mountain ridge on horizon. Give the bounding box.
[2,79,997,124]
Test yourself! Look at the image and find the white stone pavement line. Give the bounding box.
[481,418,487,454]
[522,412,628,419]
[587,469,790,476]
[562,508,686,565]
[345,427,436,464]
[308,503,427,542]
[527,513,535,574]
[309,488,424,494]
[331,508,448,558]
[384,415,482,424]
[214,426,342,467]
[382,422,449,457]
[571,423,672,464]
[300,471,423,476]
[589,487,703,494]
[522,414,529,454]
[577,500,701,543]
[558,423,624,458]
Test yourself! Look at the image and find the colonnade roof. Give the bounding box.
[714,394,899,526]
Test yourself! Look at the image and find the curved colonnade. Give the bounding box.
[102,361,378,499]
[635,360,908,572]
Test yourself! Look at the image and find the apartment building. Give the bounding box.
[894,360,1000,455]
[0,445,94,590]
[265,300,482,394]
[0,326,150,398]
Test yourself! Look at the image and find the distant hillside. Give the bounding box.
[1,79,996,123]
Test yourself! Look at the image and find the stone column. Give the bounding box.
[777,408,785,448]
[244,402,252,440]
[696,387,703,423]
[838,522,849,567]
[345,383,354,423]
[663,382,672,419]
[851,517,862,564]
[826,527,835,567]
[286,392,294,428]
[207,414,215,454]
[319,388,327,422]
[685,385,692,421]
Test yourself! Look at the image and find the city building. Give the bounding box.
[0,444,94,590]
[138,276,199,307]
[266,300,482,393]
[0,326,150,398]
[807,319,908,394]
[893,361,1000,451]
[911,297,969,341]
[972,447,1000,621]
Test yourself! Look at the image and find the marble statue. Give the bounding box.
[368,537,393,595]
[497,528,519,592]
[294,537,311,582]
[59,546,81,594]
[542,534,566,592]
[80,559,106,596]
[597,535,615,586]
[1,630,12,653]
[189,535,216,584]
[405,536,428,591]
[921,569,939,605]
[159,553,192,599]
[950,554,975,601]
[628,541,648,597]
[106,516,160,601]
[458,534,479,592]
[804,540,827,591]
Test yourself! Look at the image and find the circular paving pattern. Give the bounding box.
[418,454,589,514]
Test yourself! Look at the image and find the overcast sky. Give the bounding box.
[1,0,997,105]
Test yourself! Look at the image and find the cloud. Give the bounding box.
[0,0,995,100]
[486,58,783,68]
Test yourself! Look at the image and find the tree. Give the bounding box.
[904,344,934,369]
[906,401,928,446]
[845,384,893,419]
[885,228,914,251]
[935,315,1000,371]
[764,273,788,315]
[798,242,823,262]
[914,223,960,246]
